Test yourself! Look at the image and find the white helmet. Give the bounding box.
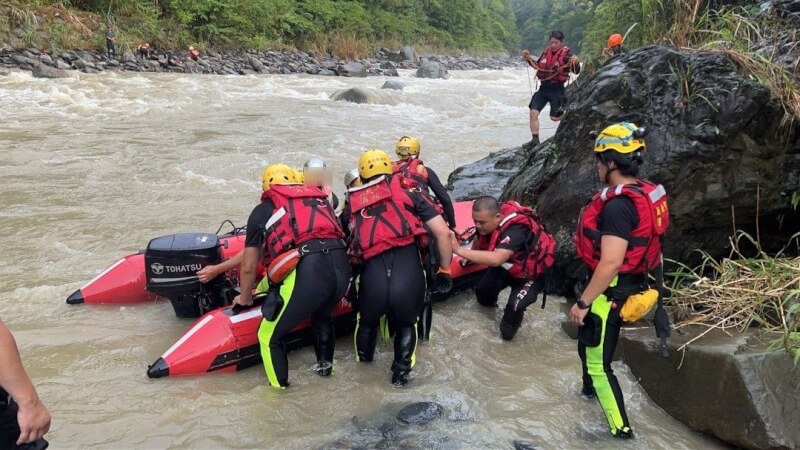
[344,168,360,188]
[303,157,331,187]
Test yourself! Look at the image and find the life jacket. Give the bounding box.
[472,230,497,251]
[393,158,444,216]
[488,201,556,280]
[260,184,344,264]
[348,175,429,262]
[536,46,571,84]
[575,180,669,275]
[393,158,428,187]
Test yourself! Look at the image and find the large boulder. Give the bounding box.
[10,54,35,68]
[248,56,265,72]
[330,87,391,104]
[121,50,136,63]
[55,59,71,70]
[416,61,449,79]
[502,45,800,295]
[447,146,529,201]
[400,45,420,65]
[31,63,70,79]
[621,326,800,449]
[338,62,367,77]
[381,80,405,91]
[71,58,88,69]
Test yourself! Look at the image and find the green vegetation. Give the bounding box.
[668,231,800,362]
[0,0,520,55]
[513,0,599,54]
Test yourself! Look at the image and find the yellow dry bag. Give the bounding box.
[620,289,659,323]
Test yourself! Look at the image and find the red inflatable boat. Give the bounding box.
[146,200,487,378]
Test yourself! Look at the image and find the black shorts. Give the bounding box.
[528,83,565,118]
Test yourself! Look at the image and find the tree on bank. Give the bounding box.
[1,0,521,54]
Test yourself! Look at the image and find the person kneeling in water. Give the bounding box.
[450,196,555,340]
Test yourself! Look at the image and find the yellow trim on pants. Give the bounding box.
[257,269,296,388]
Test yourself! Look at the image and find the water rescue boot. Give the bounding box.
[500,308,524,341]
[356,324,378,362]
[313,320,335,376]
[391,326,416,386]
[522,135,540,150]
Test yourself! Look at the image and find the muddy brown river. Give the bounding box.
[0,68,726,449]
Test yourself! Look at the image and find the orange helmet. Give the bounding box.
[608,33,623,47]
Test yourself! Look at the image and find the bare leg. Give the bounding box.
[530,109,540,136]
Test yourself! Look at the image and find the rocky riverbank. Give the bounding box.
[0,44,522,78]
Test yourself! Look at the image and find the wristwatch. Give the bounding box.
[576,299,591,310]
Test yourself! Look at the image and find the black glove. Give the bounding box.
[345,277,359,309]
[434,271,452,294]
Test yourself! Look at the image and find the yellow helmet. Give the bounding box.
[594,122,646,154]
[358,149,393,180]
[293,168,304,184]
[395,136,421,158]
[261,163,298,191]
[189,46,195,51]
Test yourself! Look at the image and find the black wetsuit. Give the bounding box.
[0,388,48,450]
[406,164,455,341]
[245,199,350,387]
[474,224,545,340]
[424,168,455,229]
[346,186,439,383]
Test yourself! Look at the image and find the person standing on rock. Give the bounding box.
[105,24,116,60]
[232,163,350,388]
[393,136,456,341]
[0,318,51,449]
[188,46,199,61]
[449,196,555,340]
[346,149,453,386]
[137,42,151,60]
[569,122,669,439]
[521,31,580,150]
[602,34,626,59]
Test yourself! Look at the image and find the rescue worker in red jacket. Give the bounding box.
[394,136,456,228]
[394,136,456,341]
[347,149,453,386]
[569,122,669,439]
[450,196,556,340]
[521,30,580,150]
[233,163,350,388]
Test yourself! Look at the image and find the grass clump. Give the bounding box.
[668,230,800,363]
[655,0,800,126]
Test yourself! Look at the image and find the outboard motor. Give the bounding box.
[145,232,234,318]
